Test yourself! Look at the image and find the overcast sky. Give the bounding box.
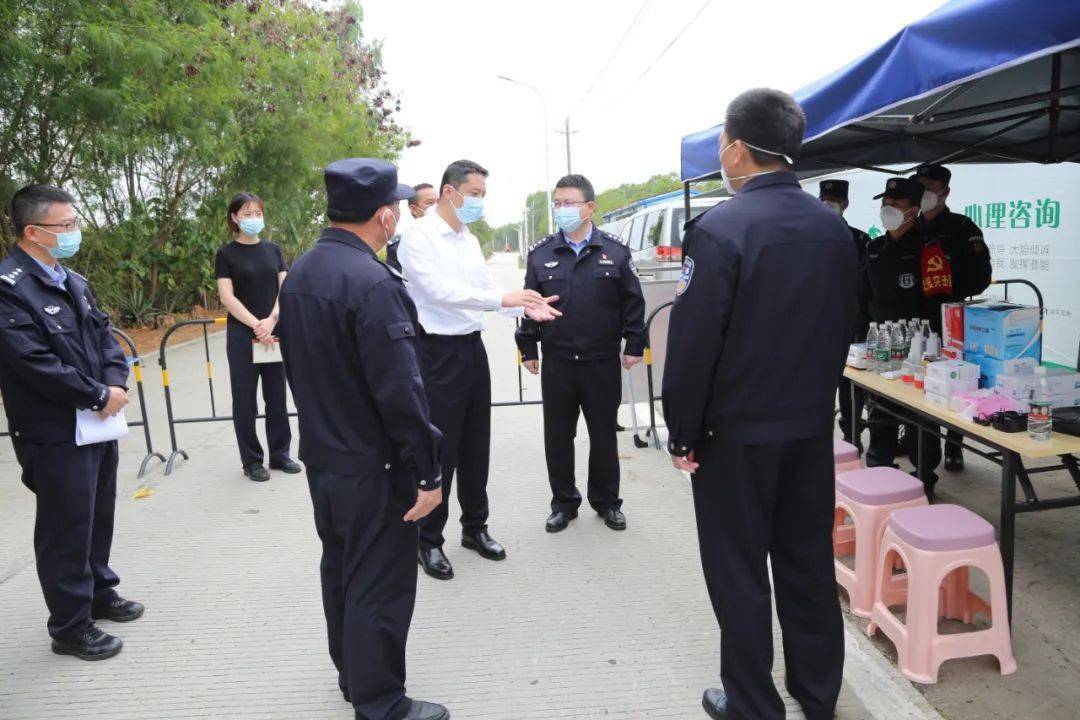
[357,0,946,226]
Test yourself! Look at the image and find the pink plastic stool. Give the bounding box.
[868,504,1017,683]
[834,438,861,475]
[833,467,927,616]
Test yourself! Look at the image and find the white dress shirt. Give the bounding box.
[398,209,522,335]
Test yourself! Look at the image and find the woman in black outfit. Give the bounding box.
[215,192,300,481]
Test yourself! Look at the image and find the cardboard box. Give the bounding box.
[965,352,1040,388]
[942,300,983,352]
[963,303,1041,360]
[1046,368,1080,396]
[925,375,979,398]
[926,360,980,383]
[995,373,1036,401]
[924,392,950,409]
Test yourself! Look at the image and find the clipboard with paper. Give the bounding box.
[253,337,283,364]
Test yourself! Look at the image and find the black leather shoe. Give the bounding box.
[943,450,964,472]
[51,624,122,661]
[545,510,577,533]
[461,531,506,560]
[418,547,454,580]
[603,508,627,531]
[405,699,450,720]
[270,457,303,474]
[92,596,145,623]
[243,464,270,482]
[702,688,739,719]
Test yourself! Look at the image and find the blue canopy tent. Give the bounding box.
[680,0,1080,183]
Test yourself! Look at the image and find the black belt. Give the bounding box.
[419,329,482,344]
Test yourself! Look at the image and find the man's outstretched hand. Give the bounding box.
[524,302,562,322]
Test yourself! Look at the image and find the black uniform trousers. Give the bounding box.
[14,439,121,640]
[415,332,491,550]
[541,355,623,514]
[692,432,844,720]
[837,376,865,450]
[307,465,417,720]
[226,322,291,469]
[866,400,942,488]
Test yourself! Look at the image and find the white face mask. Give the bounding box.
[718,139,794,192]
[880,205,914,232]
[920,190,941,214]
[824,200,844,216]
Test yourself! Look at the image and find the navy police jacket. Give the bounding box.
[662,172,857,455]
[515,227,646,361]
[0,245,129,443]
[277,227,441,490]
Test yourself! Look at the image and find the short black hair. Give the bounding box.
[724,88,806,166]
[11,184,75,234]
[554,174,595,202]
[440,160,488,193]
[413,183,434,193]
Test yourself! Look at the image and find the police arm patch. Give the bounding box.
[675,257,695,296]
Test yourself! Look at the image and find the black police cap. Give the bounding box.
[914,163,951,184]
[819,179,849,200]
[325,158,414,222]
[873,177,925,205]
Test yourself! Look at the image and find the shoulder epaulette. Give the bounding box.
[528,234,557,254]
[600,231,627,247]
[0,262,27,287]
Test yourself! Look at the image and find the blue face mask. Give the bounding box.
[37,227,82,259]
[453,189,484,225]
[239,217,264,237]
[554,207,585,234]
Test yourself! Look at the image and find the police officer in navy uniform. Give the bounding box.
[516,174,646,533]
[859,176,991,493]
[663,90,854,720]
[276,159,449,720]
[819,179,871,451]
[913,163,992,472]
[0,184,144,662]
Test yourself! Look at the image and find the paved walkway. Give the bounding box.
[0,254,939,719]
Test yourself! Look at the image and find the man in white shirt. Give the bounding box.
[399,159,559,580]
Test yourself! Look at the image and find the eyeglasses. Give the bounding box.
[551,200,589,209]
[35,218,82,232]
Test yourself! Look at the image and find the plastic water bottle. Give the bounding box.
[866,324,879,372]
[1028,367,1053,441]
[891,322,905,372]
[878,322,893,375]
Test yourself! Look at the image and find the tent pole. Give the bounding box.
[1049,53,1062,160]
[683,181,691,227]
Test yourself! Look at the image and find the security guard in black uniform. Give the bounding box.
[663,89,854,720]
[913,163,992,472]
[859,176,991,491]
[0,184,144,662]
[819,179,871,451]
[515,174,645,534]
[277,159,449,720]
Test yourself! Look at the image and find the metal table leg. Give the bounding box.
[1001,451,1018,624]
[850,381,858,449]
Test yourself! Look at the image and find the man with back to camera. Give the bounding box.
[820,179,871,452]
[399,159,561,580]
[662,89,856,720]
[912,162,992,473]
[0,184,144,661]
[386,183,439,272]
[277,159,449,720]
[516,173,645,533]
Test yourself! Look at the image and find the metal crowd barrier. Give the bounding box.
[633,301,674,450]
[0,328,166,478]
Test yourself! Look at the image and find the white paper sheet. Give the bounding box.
[75,409,129,446]
[253,339,283,364]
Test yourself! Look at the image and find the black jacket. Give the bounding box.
[515,227,645,361]
[847,222,872,341]
[662,172,857,454]
[858,207,991,334]
[0,245,128,443]
[277,228,441,489]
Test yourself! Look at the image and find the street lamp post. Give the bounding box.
[497,74,553,237]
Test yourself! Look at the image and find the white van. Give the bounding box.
[600,197,723,268]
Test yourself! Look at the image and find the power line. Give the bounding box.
[628,0,715,92]
[575,0,655,109]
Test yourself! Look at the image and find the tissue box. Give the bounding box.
[963,303,1040,359]
[942,300,983,351]
[925,376,978,398]
[965,352,1039,388]
[1046,368,1080,395]
[924,392,950,409]
[995,372,1037,401]
[926,360,980,383]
